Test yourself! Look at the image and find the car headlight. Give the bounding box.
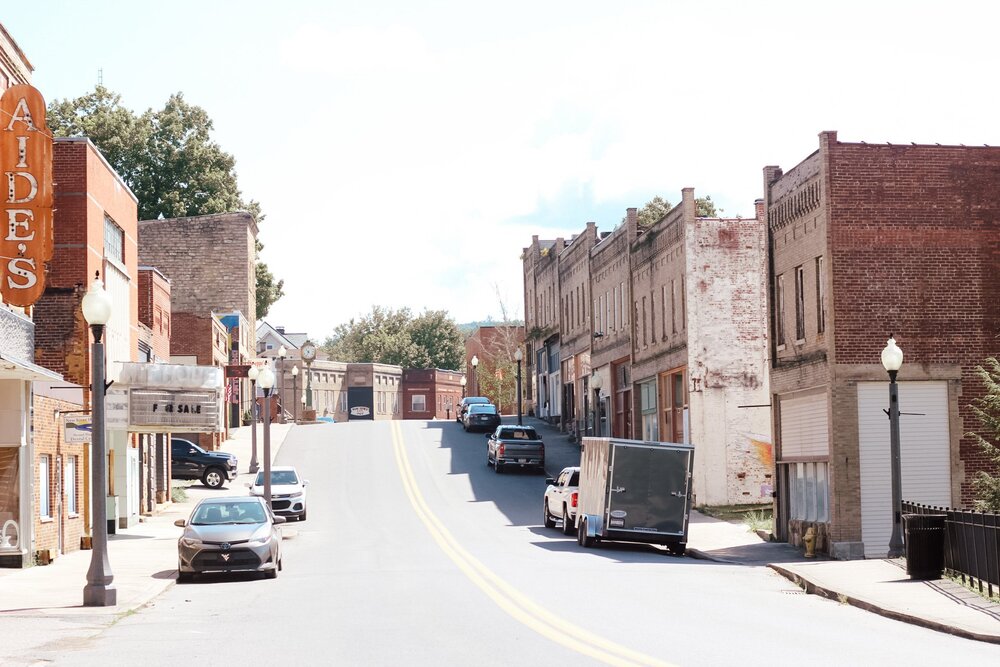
[289,491,303,498]
[180,537,202,548]
[248,529,271,546]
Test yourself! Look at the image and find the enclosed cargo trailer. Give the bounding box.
[576,437,694,554]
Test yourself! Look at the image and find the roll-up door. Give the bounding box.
[858,381,950,558]
[779,392,829,458]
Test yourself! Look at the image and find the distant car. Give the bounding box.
[457,396,491,422]
[487,425,544,473]
[175,496,284,582]
[171,437,238,489]
[463,403,501,432]
[248,466,308,521]
[544,466,580,535]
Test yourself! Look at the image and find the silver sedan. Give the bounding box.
[175,496,285,582]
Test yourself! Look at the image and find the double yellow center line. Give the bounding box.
[390,421,673,667]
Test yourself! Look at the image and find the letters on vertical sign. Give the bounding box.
[0,85,53,306]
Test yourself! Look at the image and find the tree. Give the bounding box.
[624,195,723,227]
[473,287,525,414]
[969,357,1000,511]
[323,307,464,369]
[47,85,283,317]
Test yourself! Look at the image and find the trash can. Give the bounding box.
[903,514,946,580]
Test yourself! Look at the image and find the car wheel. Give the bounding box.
[299,509,307,522]
[202,467,225,489]
[561,507,574,535]
[543,501,556,528]
[494,459,503,474]
[177,565,193,583]
[265,566,278,579]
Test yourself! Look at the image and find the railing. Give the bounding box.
[902,501,999,597]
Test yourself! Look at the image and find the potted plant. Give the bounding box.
[241,409,252,426]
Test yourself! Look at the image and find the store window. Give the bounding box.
[0,448,20,549]
[412,394,426,412]
[639,379,658,441]
[659,369,688,443]
[788,461,829,523]
[66,457,77,515]
[39,455,51,518]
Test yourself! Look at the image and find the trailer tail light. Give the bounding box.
[498,444,505,457]
[571,492,578,508]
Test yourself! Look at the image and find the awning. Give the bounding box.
[0,352,62,382]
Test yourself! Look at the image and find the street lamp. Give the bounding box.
[277,345,287,423]
[257,363,276,507]
[460,376,467,398]
[514,348,523,425]
[247,365,260,474]
[881,335,905,558]
[591,371,603,437]
[471,355,479,396]
[291,365,299,423]
[81,272,116,607]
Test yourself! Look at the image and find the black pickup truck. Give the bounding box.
[170,437,238,489]
[486,425,545,474]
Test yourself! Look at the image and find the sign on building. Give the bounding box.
[129,389,220,432]
[0,85,53,306]
[64,414,92,444]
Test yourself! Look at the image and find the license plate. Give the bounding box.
[518,458,527,463]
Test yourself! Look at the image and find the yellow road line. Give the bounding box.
[390,421,674,667]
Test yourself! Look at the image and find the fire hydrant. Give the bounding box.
[803,526,817,558]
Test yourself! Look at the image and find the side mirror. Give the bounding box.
[174,519,186,528]
[303,480,309,487]
[245,482,251,488]
[545,478,555,485]
[273,516,287,524]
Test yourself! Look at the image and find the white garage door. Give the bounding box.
[858,381,951,558]
[780,392,829,458]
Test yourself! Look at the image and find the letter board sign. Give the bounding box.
[129,389,220,432]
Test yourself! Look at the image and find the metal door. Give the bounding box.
[608,444,690,535]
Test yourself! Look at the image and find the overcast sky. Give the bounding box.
[5,1,999,340]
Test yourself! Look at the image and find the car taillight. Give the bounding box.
[498,444,505,457]
[571,492,578,508]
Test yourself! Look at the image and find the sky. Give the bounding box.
[4,1,1000,341]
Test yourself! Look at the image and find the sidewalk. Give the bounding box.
[523,414,1000,644]
[0,422,292,618]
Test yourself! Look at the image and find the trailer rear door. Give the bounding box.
[608,444,690,535]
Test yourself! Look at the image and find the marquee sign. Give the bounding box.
[0,85,53,306]
[129,389,221,432]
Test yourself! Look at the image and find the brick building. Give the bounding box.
[464,325,525,415]
[522,236,565,421]
[344,363,403,421]
[630,189,771,506]
[764,131,1000,558]
[557,223,598,437]
[136,267,172,511]
[401,369,465,420]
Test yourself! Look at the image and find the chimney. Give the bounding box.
[276,326,285,334]
[754,199,766,222]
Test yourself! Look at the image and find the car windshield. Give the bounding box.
[191,501,267,525]
[500,428,538,439]
[254,470,299,486]
[470,405,497,414]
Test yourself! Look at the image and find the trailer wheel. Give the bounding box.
[667,542,686,556]
[578,517,595,548]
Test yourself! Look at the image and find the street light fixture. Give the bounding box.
[258,363,276,507]
[277,345,287,423]
[291,365,299,423]
[471,355,479,397]
[591,371,603,437]
[881,335,905,558]
[81,272,116,607]
[460,376,467,398]
[247,364,260,474]
[514,348,523,425]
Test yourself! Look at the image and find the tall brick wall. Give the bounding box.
[33,393,86,560]
[138,268,171,361]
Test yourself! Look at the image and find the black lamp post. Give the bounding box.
[82,272,116,607]
[591,371,603,437]
[291,365,299,422]
[258,364,276,507]
[514,348,523,425]
[247,365,260,474]
[277,345,287,423]
[471,355,479,396]
[881,335,905,558]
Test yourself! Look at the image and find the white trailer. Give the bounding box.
[576,437,694,555]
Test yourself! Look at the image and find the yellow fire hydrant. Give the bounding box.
[803,526,817,558]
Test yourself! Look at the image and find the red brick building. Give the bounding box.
[401,369,464,420]
[464,325,525,416]
[764,131,1000,558]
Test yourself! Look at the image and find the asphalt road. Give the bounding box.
[52,420,1000,666]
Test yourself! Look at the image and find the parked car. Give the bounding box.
[171,437,238,489]
[544,466,580,535]
[457,396,491,422]
[175,496,284,582]
[463,403,501,432]
[248,466,308,521]
[487,425,544,473]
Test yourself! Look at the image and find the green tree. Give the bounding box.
[625,194,723,227]
[969,357,1000,511]
[324,307,465,369]
[47,85,283,317]
[409,310,464,370]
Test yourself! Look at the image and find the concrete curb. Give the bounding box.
[769,563,1000,645]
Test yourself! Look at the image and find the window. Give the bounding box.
[104,215,125,264]
[789,461,829,522]
[661,285,667,339]
[412,394,427,412]
[640,379,658,441]
[671,280,677,334]
[39,455,51,518]
[641,296,648,347]
[66,457,77,515]
[594,298,600,333]
[605,291,611,333]
[660,369,688,443]
[621,281,627,325]
[816,256,826,334]
[776,274,786,347]
[680,276,685,330]
[795,265,806,341]
[649,290,655,344]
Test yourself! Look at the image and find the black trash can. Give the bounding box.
[903,514,946,580]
